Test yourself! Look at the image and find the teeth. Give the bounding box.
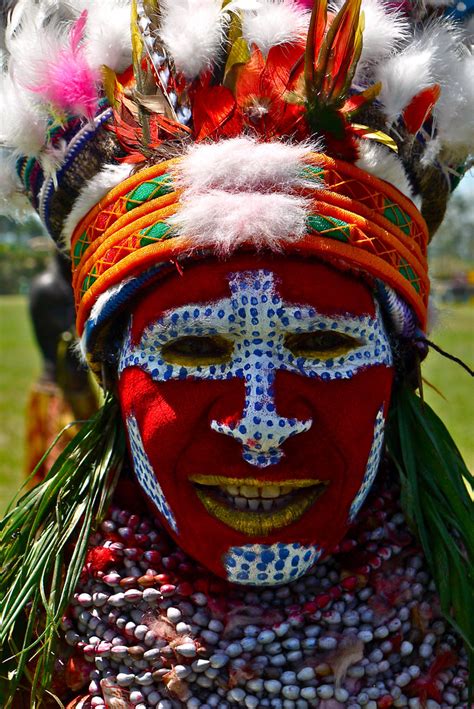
[216,483,303,513]
[261,485,281,499]
[240,485,259,499]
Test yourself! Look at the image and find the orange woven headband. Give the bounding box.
[71,154,429,335]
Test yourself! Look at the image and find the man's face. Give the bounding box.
[118,256,394,585]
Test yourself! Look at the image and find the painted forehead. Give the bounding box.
[129,257,376,344]
[120,269,392,385]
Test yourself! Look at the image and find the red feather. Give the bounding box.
[305,0,328,92]
[403,84,441,134]
[319,0,363,103]
[192,78,241,141]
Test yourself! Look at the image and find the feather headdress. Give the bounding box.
[1,0,472,239]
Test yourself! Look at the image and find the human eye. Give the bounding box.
[284,331,363,360]
[161,335,234,366]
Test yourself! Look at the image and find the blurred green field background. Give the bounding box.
[0,296,473,512]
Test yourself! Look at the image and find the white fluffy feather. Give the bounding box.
[241,0,309,56]
[357,0,409,78]
[5,1,69,97]
[169,191,310,256]
[67,0,133,72]
[158,0,229,79]
[376,47,434,123]
[61,163,133,248]
[0,73,49,156]
[0,153,33,220]
[355,141,417,202]
[435,52,474,151]
[376,19,463,123]
[174,137,320,194]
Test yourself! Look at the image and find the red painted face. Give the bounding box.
[118,256,394,585]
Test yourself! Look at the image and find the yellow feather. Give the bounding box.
[101,66,120,108]
[352,124,399,152]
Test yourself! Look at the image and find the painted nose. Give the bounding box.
[211,369,312,468]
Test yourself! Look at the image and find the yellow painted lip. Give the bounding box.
[194,483,328,536]
[189,475,322,488]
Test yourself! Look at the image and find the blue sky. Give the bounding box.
[458,170,474,196]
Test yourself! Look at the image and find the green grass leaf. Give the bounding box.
[0,396,124,707]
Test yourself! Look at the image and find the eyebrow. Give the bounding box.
[133,297,379,349]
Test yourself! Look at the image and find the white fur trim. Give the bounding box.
[173,137,320,194]
[158,0,229,79]
[168,191,310,256]
[355,140,418,205]
[241,0,309,56]
[61,163,133,248]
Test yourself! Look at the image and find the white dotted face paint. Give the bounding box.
[120,270,392,470]
[125,414,178,533]
[348,406,386,522]
[118,264,394,586]
[224,542,323,585]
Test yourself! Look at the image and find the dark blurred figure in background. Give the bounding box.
[26,252,98,481]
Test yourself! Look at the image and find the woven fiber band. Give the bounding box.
[71,154,429,335]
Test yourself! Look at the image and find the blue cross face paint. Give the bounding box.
[118,256,394,584]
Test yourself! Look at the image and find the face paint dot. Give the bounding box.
[225,542,322,586]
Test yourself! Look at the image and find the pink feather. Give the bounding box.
[29,12,99,119]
